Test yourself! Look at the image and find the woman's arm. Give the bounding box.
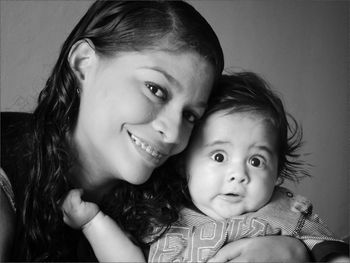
[208,236,309,262]
[311,241,349,262]
[0,188,16,261]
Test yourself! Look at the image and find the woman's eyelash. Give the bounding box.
[183,111,199,124]
[144,82,200,124]
[145,82,167,100]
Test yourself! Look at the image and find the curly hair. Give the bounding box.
[19,0,223,260]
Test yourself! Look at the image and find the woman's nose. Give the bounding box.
[227,164,249,184]
[152,107,182,144]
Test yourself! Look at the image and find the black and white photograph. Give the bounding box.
[1,1,348,261]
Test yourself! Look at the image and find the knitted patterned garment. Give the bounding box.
[148,187,342,263]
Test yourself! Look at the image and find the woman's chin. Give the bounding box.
[124,172,152,185]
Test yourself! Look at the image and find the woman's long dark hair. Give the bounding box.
[20,1,223,260]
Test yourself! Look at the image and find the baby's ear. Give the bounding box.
[68,39,97,84]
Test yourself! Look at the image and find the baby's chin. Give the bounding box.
[203,208,245,221]
[202,201,267,220]
[210,205,262,220]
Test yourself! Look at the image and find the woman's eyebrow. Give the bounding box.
[140,66,181,89]
[195,101,208,110]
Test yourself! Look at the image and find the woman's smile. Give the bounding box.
[128,131,165,164]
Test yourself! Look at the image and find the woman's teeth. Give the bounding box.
[130,134,163,159]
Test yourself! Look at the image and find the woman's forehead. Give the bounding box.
[99,49,215,90]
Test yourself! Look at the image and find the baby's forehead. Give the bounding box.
[207,109,277,127]
[195,110,278,143]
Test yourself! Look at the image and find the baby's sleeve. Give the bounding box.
[290,193,342,249]
[289,192,349,261]
[253,187,348,260]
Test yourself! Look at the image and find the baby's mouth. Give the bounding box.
[129,132,164,160]
[218,190,245,203]
[225,193,239,197]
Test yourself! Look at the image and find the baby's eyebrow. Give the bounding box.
[252,145,274,157]
[203,140,231,148]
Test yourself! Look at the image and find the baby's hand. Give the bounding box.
[61,189,100,229]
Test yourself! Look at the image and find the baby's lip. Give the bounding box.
[218,193,243,203]
[225,193,240,197]
[224,188,245,198]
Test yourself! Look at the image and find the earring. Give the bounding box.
[76,87,80,96]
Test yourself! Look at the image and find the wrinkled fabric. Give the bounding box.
[149,187,342,263]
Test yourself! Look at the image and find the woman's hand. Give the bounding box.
[208,236,309,262]
[61,189,100,229]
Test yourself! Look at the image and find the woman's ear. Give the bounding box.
[68,39,96,84]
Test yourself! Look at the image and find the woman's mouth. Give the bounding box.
[129,133,164,161]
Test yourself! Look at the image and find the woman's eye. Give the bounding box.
[211,153,225,163]
[249,156,265,168]
[145,83,167,100]
[183,111,198,124]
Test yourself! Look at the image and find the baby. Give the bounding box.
[61,72,347,262]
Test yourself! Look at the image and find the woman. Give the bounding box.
[0,1,309,261]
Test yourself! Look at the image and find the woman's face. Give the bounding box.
[74,49,214,186]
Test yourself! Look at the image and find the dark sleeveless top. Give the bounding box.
[1,112,97,261]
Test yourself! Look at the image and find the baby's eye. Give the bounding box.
[211,152,226,163]
[249,156,265,168]
[145,83,167,100]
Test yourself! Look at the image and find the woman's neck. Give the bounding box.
[67,132,120,204]
[67,162,118,204]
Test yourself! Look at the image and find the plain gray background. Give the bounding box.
[1,0,348,239]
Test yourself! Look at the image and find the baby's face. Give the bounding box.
[185,111,279,220]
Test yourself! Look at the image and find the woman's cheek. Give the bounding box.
[117,92,155,123]
[174,126,193,155]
